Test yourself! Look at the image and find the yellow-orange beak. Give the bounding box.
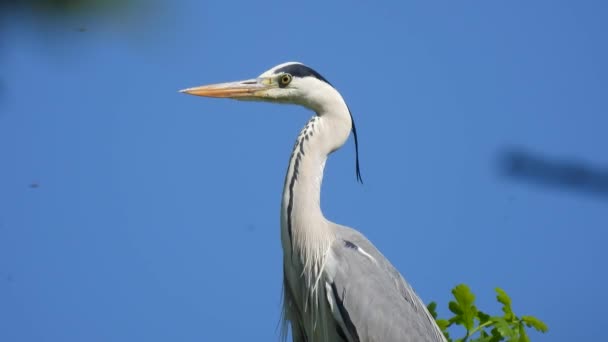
[180,78,272,99]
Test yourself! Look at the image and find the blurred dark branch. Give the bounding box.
[501,148,608,198]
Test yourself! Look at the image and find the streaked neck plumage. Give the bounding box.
[280,83,352,263]
[280,82,352,339]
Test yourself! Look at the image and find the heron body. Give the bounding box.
[182,62,446,342]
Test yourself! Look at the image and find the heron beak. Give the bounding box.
[180,78,273,99]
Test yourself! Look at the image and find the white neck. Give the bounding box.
[280,85,352,271]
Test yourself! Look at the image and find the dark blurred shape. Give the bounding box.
[501,148,608,198]
[29,182,39,188]
[0,0,125,13]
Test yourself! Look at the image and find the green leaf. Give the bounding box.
[495,288,514,321]
[489,327,503,342]
[491,317,516,339]
[452,284,477,331]
[428,302,438,319]
[521,315,548,333]
[518,322,530,342]
[436,319,450,330]
[495,288,511,307]
[471,335,493,342]
[429,284,549,342]
[449,315,463,326]
[470,330,495,342]
[443,330,452,342]
[449,300,463,315]
[477,310,491,325]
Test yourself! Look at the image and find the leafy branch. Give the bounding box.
[428,284,548,342]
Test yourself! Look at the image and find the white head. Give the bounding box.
[181,62,363,182]
[181,62,345,112]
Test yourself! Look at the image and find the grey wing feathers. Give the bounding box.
[325,226,446,342]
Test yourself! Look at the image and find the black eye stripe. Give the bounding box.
[274,63,331,86]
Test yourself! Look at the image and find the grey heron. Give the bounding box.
[181,62,446,342]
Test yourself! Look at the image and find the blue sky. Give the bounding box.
[1,1,607,341]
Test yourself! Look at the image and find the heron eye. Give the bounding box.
[279,74,292,87]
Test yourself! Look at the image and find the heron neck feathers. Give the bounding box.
[281,99,352,253]
[280,86,353,341]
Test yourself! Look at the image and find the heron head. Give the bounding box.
[180,62,336,111]
[181,61,363,183]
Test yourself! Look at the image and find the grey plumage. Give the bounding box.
[181,62,446,342]
[329,226,443,341]
[283,223,444,342]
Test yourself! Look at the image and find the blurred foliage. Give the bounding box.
[428,284,548,342]
[0,0,127,13]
